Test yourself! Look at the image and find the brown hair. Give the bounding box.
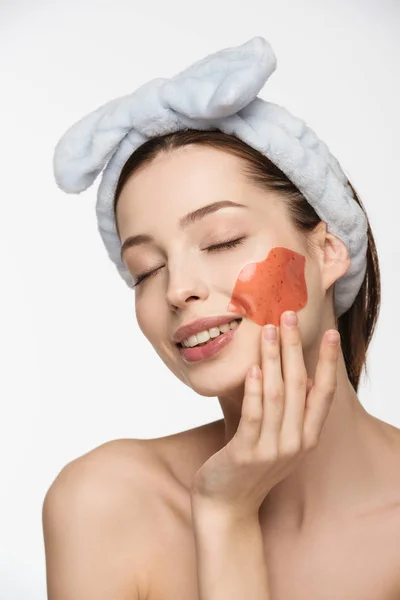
[113,129,380,392]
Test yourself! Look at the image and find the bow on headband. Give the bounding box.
[53,36,367,317]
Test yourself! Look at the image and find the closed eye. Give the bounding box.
[133,237,246,287]
[206,237,246,252]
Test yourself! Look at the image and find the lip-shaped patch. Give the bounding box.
[227,247,308,326]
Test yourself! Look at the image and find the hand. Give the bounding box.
[190,310,340,520]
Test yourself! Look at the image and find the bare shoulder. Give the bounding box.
[367,415,400,512]
[44,437,164,507]
[364,416,400,594]
[42,423,225,599]
[42,438,166,600]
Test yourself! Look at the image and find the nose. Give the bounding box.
[166,258,209,311]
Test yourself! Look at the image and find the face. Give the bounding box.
[116,145,345,398]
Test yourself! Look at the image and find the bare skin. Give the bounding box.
[43,413,400,600]
[43,145,400,598]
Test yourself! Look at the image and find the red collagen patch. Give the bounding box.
[227,247,308,326]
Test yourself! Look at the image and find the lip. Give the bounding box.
[172,314,243,344]
[178,326,239,363]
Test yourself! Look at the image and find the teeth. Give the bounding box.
[181,319,241,348]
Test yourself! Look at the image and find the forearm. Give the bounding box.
[191,498,270,600]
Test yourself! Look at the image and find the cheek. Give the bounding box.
[227,247,308,326]
[135,298,158,342]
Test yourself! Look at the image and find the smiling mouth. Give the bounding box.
[176,318,243,348]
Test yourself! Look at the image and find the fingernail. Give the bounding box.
[327,330,340,345]
[283,311,298,327]
[249,365,261,378]
[263,324,277,341]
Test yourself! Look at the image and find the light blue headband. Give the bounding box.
[53,36,368,317]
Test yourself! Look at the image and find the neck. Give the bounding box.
[217,343,387,532]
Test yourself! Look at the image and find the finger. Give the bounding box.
[235,365,263,449]
[279,311,308,449]
[302,330,340,448]
[258,324,285,452]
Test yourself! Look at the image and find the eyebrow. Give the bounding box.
[120,200,248,261]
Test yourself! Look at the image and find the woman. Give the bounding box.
[43,38,400,599]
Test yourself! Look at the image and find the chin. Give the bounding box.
[184,366,249,399]
[164,323,261,394]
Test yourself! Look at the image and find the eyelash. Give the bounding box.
[132,237,246,287]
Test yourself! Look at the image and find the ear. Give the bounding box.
[312,222,351,292]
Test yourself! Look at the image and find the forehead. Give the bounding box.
[117,146,247,215]
[115,144,291,243]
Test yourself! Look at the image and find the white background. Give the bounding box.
[1,0,399,597]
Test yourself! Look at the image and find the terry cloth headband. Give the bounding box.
[53,36,368,318]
